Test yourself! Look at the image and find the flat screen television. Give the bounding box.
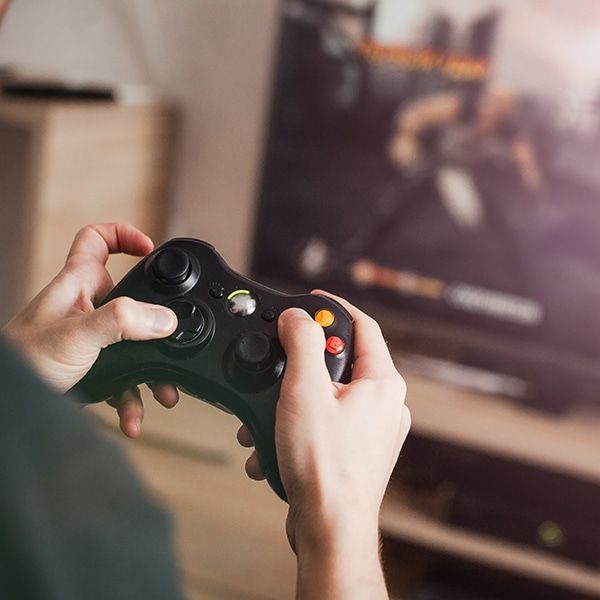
[252,0,600,410]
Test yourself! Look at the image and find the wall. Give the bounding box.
[0,0,280,271]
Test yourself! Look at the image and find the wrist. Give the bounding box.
[292,493,381,558]
[288,476,382,544]
[293,505,386,600]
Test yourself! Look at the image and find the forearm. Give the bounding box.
[396,92,460,136]
[295,517,388,600]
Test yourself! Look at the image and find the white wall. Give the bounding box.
[0,0,280,271]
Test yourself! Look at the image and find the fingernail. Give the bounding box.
[152,308,176,333]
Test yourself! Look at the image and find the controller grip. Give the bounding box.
[265,462,286,501]
[71,346,289,500]
[70,342,148,403]
[247,409,287,501]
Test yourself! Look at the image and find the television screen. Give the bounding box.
[252,0,600,405]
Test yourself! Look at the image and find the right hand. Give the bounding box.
[237,291,410,552]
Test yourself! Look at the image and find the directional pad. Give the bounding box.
[166,300,205,346]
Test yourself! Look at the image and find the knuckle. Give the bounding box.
[365,313,383,335]
[373,321,385,339]
[77,224,97,242]
[379,374,407,405]
[111,297,137,331]
[394,373,407,398]
[64,255,81,270]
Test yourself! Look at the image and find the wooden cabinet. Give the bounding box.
[0,99,175,325]
[382,367,600,598]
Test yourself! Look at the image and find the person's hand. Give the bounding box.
[2,223,180,437]
[237,291,410,544]
[388,132,423,171]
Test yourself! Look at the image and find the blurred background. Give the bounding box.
[2,1,600,598]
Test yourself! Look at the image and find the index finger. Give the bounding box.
[67,223,154,267]
[312,289,397,380]
[64,223,155,304]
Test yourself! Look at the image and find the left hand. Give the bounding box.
[2,223,180,438]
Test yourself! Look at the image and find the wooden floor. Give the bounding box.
[89,392,297,600]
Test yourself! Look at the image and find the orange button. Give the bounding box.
[315,309,335,328]
[326,335,345,355]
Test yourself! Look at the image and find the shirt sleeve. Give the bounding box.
[0,338,184,600]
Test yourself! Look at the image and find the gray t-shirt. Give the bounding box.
[0,338,183,600]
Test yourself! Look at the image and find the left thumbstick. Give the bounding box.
[152,248,192,285]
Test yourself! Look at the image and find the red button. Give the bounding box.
[326,335,345,355]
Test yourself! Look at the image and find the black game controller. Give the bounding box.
[71,238,354,500]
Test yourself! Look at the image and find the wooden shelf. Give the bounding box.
[381,488,600,597]
[403,371,600,483]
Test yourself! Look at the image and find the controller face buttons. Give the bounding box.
[315,309,335,328]
[152,248,192,285]
[326,335,345,355]
[165,300,206,347]
[227,289,257,317]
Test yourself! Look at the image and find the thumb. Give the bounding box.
[278,308,331,398]
[83,297,177,348]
